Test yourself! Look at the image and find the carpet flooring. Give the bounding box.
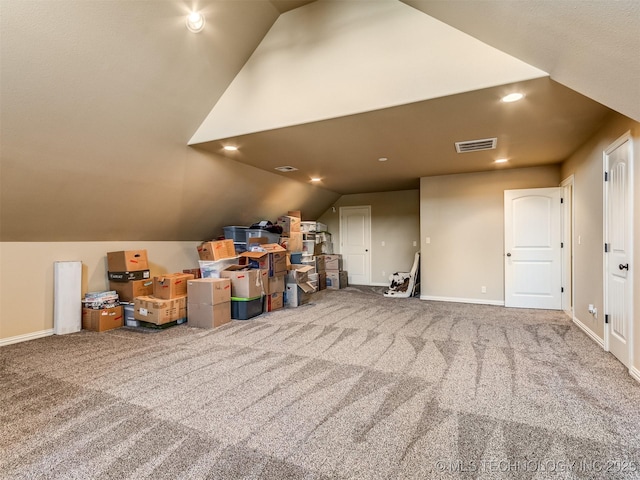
[2,285,640,479]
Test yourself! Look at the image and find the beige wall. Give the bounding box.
[0,241,201,342]
[318,190,420,285]
[560,113,640,375]
[420,166,561,304]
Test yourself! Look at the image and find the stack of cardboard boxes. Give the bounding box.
[133,272,194,325]
[236,242,288,315]
[318,254,348,290]
[186,278,232,328]
[107,250,153,302]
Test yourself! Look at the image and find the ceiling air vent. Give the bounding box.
[455,137,497,153]
[274,166,298,172]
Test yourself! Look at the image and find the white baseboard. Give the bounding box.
[572,316,604,348]
[0,329,54,347]
[368,282,389,287]
[420,295,504,306]
[629,366,640,384]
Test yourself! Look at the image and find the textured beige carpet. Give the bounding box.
[2,285,640,479]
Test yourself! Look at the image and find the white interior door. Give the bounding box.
[605,132,633,367]
[340,206,371,285]
[504,188,562,309]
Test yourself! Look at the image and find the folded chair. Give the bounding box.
[383,251,420,298]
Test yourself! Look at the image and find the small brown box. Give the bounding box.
[187,278,231,305]
[134,296,184,325]
[109,279,154,302]
[106,250,149,272]
[187,302,231,329]
[197,240,236,261]
[82,306,123,332]
[153,273,194,300]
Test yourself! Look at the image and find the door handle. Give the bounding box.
[506,253,512,257]
[619,263,629,270]
[365,249,369,252]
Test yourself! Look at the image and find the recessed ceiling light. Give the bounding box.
[223,145,238,151]
[274,166,298,172]
[378,157,388,162]
[495,158,509,164]
[501,93,524,103]
[186,11,205,33]
[310,177,322,182]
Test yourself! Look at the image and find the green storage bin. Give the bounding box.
[231,296,263,320]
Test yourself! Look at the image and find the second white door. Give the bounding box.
[504,187,563,309]
[340,206,371,285]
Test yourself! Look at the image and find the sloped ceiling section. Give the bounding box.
[404,0,640,122]
[0,0,339,241]
[189,0,547,144]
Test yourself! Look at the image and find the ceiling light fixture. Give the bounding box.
[495,158,509,164]
[310,177,322,182]
[274,166,298,172]
[501,93,524,103]
[223,145,238,151]
[186,11,205,33]
[378,157,388,162]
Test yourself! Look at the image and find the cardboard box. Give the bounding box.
[153,273,194,300]
[280,232,303,252]
[285,264,317,307]
[82,306,123,332]
[276,215,301,234]
[134,296,185,325]
[197,239,236,261]
[240,243,287,277]
[108,270,151,282]
[262,274,285,295]
[288,264,316,283]
[318,254,343,271]
[285,283,314,307]
[187,302,231,329]
[183,268,202,279]
[109,279,154,302]
[326,271,349,290]
[288,210,301,219]
[187,278,231,305]
[107,250,149,272]
[220,266,263,298]
[266,292,284,312]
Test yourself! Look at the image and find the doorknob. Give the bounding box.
[506,253,512,257]
[619,263,629,270]
[365,249,368,252]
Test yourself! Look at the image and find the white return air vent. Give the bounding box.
[455,137,497,153]
[274,166,298,172]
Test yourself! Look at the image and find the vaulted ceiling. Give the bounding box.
[194,0,638,194]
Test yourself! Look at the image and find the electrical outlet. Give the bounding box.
[382,271,385,277]
[413,240,417,247]
[481,286,486,294]
[381,241,385,247]
[426,237,431,244]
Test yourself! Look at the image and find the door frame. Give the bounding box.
[603,130,634,368]
[504,187,563,309]
[339,205,372,285]
[560,175,575,318]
